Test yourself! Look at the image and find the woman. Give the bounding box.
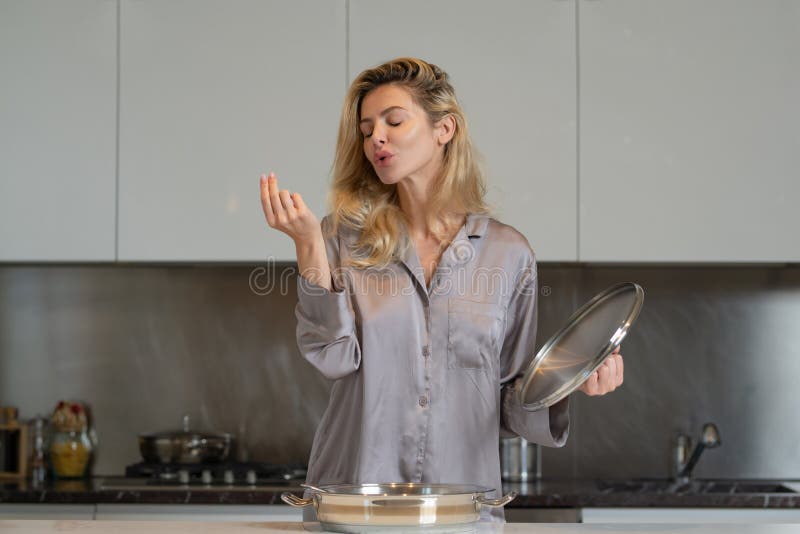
[260,57,623,521]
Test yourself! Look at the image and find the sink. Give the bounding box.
[597,479,799,495]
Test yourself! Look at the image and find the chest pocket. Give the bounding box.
[447,298,505,370]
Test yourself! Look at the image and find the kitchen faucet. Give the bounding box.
[674,423,722,483]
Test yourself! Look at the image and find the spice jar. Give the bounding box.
[48,401,95,479]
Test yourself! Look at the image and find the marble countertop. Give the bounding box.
[504,479,800,508]
[2,478,800,508]
[2,521,800,534]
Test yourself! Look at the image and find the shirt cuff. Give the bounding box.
[500,378,570,447]
[296,273,355,338]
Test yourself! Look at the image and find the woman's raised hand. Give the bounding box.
[259,172,320,246]
[260,172,332,290]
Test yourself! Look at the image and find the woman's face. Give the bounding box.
[359,84,447,186]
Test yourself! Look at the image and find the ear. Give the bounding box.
[434,114,456,146]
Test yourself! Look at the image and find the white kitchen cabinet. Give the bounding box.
[118,0,346,262]
[94,504,302,521]
[0,0,117,262]
[349,0,577,261]
[579,0,800,262]
[0,503,96,520]
[582,507,800,523]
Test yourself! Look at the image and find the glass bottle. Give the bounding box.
[30,417,48,485]
[49,429,93,479]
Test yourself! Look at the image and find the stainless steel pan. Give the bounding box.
[282,483,517,532]
[138,415,233,464]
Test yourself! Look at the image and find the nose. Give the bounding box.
[370,124,387,146]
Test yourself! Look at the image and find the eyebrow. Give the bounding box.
[359,106,407,125]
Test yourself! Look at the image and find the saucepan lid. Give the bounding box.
[519,282,644,411]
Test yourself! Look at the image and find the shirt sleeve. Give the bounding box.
[295,215,362,380]
[498,251,570,447]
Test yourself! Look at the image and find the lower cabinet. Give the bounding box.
[94,504,302,522]
[0,503,302,521]
[505,508,580,523]
[582,508,800,523]
[0,504,96,520]
[6,504,800,523]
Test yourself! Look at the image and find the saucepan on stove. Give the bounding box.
[281,483,517,532]
[138,415,234,464]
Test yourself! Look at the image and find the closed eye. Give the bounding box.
[363,121,402,138]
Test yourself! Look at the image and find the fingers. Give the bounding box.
[260,173,275,226]
[606,355,618,383]
[292,192,307,213]
[597,360,612,393]
[260,172,308,234]
[581,371,599,395]
[580,352,625,396]
[268,173,284,223]
[279,189,296,215]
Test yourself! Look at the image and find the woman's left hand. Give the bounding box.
[577,346,624,396]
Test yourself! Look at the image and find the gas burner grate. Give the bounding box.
[124,461,307,485]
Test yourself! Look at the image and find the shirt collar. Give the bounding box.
[465,212,490,238]
[396,212,490,291]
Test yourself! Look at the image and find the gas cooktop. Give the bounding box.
[100,461,306,490]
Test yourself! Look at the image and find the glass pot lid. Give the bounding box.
[519,282,644,411]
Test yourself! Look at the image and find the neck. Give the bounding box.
[395,146,446,239]
[398,190,465,245]
[397,181,434,239]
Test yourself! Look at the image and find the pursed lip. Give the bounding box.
[374,150,394,165]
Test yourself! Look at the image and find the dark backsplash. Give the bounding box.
[1,263,799,478]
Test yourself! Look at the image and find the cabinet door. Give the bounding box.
[119,0,346,261]
[94,504,302,521]
[579,0,800,262]
[582,507,800,523]
[349,0,577,261]
[0,0,116,261]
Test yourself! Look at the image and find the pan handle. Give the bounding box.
[477,491,518,507]
[301,483,327,493]
[281,492,314,507]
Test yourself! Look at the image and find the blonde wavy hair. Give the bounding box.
[327,57,491,269]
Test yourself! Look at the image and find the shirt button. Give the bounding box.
[418,395,428,407]
[422,345,430,358]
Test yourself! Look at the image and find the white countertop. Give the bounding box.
[2,522,800,534]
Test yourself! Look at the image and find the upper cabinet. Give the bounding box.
[579,0,800,262]
[0,0,117,261]
[118,0,346,262]
[349,0,578,262]
[4,1,796,264]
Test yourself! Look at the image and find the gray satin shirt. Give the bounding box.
[295,213,570,521]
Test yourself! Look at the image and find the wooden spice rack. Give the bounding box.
[0,407,29,479]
